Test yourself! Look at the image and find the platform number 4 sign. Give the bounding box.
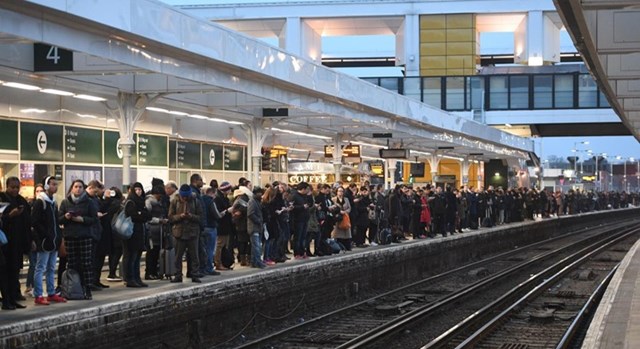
[34,43,73,72]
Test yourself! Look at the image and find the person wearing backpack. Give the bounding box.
[59,179,98,300]
[31,176,67,305]
[122,183,151,288]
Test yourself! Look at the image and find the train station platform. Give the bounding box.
[1,208,637,349]
[582,226,640,349]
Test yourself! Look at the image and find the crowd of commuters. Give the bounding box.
[0,173,637,310]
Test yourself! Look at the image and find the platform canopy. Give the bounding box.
[555,0,640,143]
[0,0,534,163]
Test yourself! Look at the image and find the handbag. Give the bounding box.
[0,229,7,245]
[111,203,134,240]
[338,213,351,230]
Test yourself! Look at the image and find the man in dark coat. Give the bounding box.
[0,177,31,310]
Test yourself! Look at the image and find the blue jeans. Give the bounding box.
[250,232,264,267]
[26,252,37,289]
[293,219,308,256]
[34,250,57,297]
[204,227,218,273]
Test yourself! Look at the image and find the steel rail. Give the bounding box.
[450,227,639,349]
[336,224,639,349]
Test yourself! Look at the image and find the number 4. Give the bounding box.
[46,46,60,64]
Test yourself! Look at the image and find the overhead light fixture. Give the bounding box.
[188,114,209,120]
[168,110,189,116]
[20,108,46,114]
[287,147,310,152]
[41,88,74,96]
[74,94,107,102]
[270,127,331,140]
[146,107,169,113]
[411,150,431,156]
[3,82,41,90]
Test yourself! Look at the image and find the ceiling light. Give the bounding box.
[146,107,169,113]
[168,110,189,116]
[411,150,432,156]
[41,88,74,96]
[74,94,106,102]
[287,147,310,152]
[20,108,46,114]
[270,127,331,140]
[188,114,209,120]
[227,121,244,125]
[3,82,41,90]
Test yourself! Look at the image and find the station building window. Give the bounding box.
[403,77,421,101]
[578,74,598,108]
[445,77,465,110]
[422,77,442,109]
[468,76,484,111]
[489,76,509,110]
[554,75,574,108]
[509,75,529,109]
[533,75,553,109]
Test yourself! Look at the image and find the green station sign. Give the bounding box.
[225,145,245,171]
[177,141,201,169]
[20,122,63,161]
[137,133,167,167]
[104,130,137,165]
[0,119,18,151]
[169,140,177,168]
[201,143,223,170]
[65,126,102,164]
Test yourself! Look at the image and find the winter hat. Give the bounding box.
[132,182,144,191]
[179,184,192,197]
[219,181,232,192]
[151,177,164,188]
[151,185,165,195]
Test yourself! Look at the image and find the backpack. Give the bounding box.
[221,245,235,269]
[60,269,85,300]
[378,228,393,245]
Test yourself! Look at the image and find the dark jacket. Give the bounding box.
[355,194,372,227]
[291,190,310,226]
[169,196,202,240]
[59,192,98,239]
[124,193,151,249]
[214,191,233,236]
[145,194,167,245]
[0,192,31,269]
[247,195,263,234]
[31,193,62,252]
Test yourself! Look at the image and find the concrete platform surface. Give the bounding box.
[582,231,640,349]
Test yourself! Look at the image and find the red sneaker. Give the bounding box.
[34,296,50,306]
[47,294,67,303]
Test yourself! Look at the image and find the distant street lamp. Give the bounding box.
[572,141,590,182]
[594,152,607,191]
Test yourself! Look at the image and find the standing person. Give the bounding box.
[232,182,252,266]
[331,187,352,250]
[291,182,311,259]
[169,184,203,283]
[202,186,223,276]
[31,176,66,305]
[262,186,279,264]
[444,186,457,236]
[105,188,124,281]
[58,179,97,300]
[145,185,168,280]
[419,189,431,238]
[86,180,108,290]
[353,186,372,247]
[0,177,31,310]
[122,183,151,288]
[189,174,207,277]
[430,187,446,237]
[25,184,44,298]
[213,181,234,270]
[247,187,267,268]
[316,184,334,241]
[305,187,321,257]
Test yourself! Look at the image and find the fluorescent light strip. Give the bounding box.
[20,108,46,114]
[74,94,107,102]
[146,107,169,113]
[411,150,432,156]
[41,88,74,96]
[168,110,189,116]
[270,127,331,140]
[3,82,41,90]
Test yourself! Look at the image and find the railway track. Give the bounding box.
[224,220,639,349]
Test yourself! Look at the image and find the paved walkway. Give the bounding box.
[582,236,640,349]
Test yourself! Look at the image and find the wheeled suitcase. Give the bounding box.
[158,225,176,280]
